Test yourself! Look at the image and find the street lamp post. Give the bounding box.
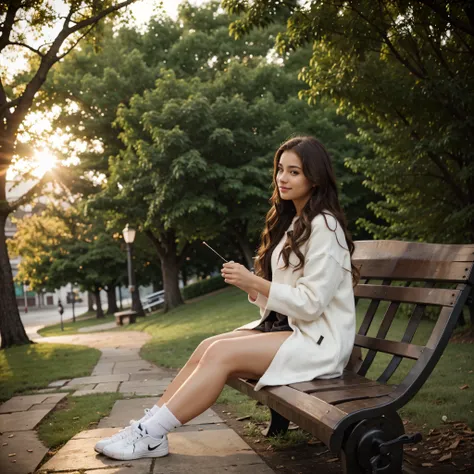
[23,281,28,314]
[122,224,144,315]
[71,282,76,323]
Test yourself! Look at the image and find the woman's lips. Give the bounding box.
[279,187,291,192]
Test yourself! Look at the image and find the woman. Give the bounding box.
[96,135,358,461]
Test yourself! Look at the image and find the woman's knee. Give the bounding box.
[199,339,234,369]
[188,330,259,366]
[187,333,225,365]
[187,338,212,365]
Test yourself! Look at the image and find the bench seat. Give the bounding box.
[227,240,474,473]
[228,370,397,452]
[114,310,137,325]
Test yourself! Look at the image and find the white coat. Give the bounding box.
[235,212,356,391]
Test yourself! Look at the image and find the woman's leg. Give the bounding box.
[94,329,264,455]
[156,329,261,407]
[101,331,292,460]
[165,331,291,424]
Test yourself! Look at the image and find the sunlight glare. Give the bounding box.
[32,148,57,178]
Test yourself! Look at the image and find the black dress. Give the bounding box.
[253,310,293,333]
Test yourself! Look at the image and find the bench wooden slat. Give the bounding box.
[289,372,375,393]
[336,395,395,414]
[354,259,471,282]
[353,241,474,262]
[355,334,424,360]
[377,286,433,383]
[315,384,395,405]
[358,297,402,376]
[227,378,346,446]
[357,279,392,337]
[355,284,459,306]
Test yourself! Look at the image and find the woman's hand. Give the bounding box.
[221,261,255,292]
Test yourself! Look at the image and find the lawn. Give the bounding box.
[37,393,123,450]
[124,286,474,430]
[0,343,101,402]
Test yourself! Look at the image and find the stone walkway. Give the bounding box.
[1,329,274,474]
[0,393,67,473]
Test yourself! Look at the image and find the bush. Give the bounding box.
[182,275,227,300]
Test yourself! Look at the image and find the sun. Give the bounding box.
[32,148,57,178]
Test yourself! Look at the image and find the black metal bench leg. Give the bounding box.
[261,408,290,437]
[340,413,405,474]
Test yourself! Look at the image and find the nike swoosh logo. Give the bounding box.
[148,443,162,451]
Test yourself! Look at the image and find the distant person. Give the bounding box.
[58,299,64,316]
[95,136,359,461]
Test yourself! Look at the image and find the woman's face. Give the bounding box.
[276,150,315,209]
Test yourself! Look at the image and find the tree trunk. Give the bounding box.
[234,227,254,269]
[118,286,123,310]
[181,265,188,287]
[88,291,95,312]
[469,287,474,327]
[106,286,119,314]
[0,213,31,348]
[94,288,105,318]
[161,252,184,311]
[131,287,145,316]
[145,229,187,312]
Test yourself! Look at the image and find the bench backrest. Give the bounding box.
[350,240,474,410]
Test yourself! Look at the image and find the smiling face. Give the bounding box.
[276,150,315,215]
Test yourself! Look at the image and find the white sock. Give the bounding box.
[135,404,160,424]
[142,404,182,439]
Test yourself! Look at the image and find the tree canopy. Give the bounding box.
[223,0,474,242]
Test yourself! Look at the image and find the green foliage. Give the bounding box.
[8,204,127,294]
[0,343,101,402]
[182,275,227,300]
[223,1,474,243]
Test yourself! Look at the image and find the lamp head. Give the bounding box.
[122,224,136,244]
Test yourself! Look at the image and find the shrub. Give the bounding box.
[182,275,227,300]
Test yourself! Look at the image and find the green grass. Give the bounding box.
[0,343,101,402]
[37,393,122,449]
[38,311,117,337]
[123,286,474,430]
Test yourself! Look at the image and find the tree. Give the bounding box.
[8,203,145,319]
[0,0,138,347]
[223,0,474,243]
[44,1,372,312]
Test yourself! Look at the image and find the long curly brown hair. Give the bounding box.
[254,136,360,287]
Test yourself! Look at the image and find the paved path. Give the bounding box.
[20,303,90,339]
[1,329,274,473]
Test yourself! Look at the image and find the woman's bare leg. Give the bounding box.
[156,329,260,408]
[165,331,291,424]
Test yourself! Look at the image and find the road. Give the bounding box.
[19,303,91,339]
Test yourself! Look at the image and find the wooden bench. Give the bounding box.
[114,310,137,326]
[227,240,474,473]
[142,290,165,313]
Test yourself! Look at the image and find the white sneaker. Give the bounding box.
[102,423,169,460]
[94,408,152,454]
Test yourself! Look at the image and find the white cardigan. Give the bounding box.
[235,212,356,391]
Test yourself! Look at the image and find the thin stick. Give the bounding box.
[202,241,229,263]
